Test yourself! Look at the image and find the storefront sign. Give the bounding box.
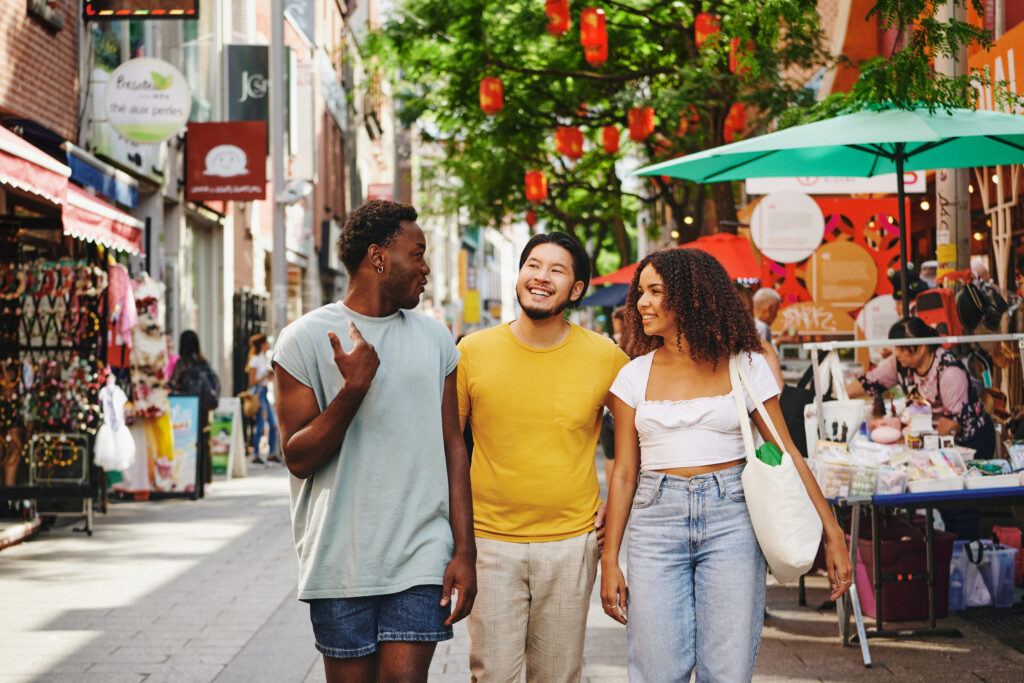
[318,49,347,132]
[969,19,1024,113]
[85,1,198,20]
[227,45,269,123]
[167,396,199,494]
[186,121,267,201]
[805,240,878,309]
[285,0,316,46]
[211,397,244,478]
[105,58,192,144]
[750,191,825,264]
[746,173,925,195]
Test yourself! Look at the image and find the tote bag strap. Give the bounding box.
[732,354,787,448]
[828,351,850,401]
[730,356,758,462]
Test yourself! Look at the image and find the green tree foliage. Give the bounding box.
[368,1,828,269]
[781,0,995,126]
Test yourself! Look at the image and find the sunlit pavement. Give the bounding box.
[2,459,1022,682]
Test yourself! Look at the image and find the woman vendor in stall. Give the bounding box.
[845,317,996,459]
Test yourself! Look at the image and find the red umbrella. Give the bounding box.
[590,233,760,285]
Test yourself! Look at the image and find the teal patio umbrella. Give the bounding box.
[635,106,1024,316]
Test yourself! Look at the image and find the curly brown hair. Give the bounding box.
[624,248,763,366]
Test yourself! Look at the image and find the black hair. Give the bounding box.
[518,231,591,306]
[179,330,203,360]
[888,316,938,352]
[338,199,418,274]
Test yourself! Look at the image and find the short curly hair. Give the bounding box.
[338,200,418,274]
[625,248,763,366]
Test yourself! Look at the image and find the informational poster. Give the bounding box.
[806,241,878,310]
[167,396,199,494]
[210,398,245,479]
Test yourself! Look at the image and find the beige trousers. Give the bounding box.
[468,531,599,683]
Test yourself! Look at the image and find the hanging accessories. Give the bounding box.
[730,354,823,585]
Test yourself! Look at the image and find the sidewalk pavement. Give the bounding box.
[1,461,1021,682]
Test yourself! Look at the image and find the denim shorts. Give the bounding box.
[307,584,453,659]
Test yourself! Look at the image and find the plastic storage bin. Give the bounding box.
[852,525,956,621]
[992,526,1023,585]
[949,540,1019,609]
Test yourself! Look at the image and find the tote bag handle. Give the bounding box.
[730,355,786,452]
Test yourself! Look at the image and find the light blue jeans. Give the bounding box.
[626,465,767,683]
[251,384,278,456]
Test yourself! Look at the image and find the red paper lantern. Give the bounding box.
[545,0,571,36]
[479,77,503,115]
[525,171,547,203]
[580,8,606,48]
[525,210,538,227]
[628,107,655,141]
[602,125,620,154]
[729,38,753,74]
[694,13,720,47]
[584,38,607,66]
[725,102,746,132]
[555,126,584,159]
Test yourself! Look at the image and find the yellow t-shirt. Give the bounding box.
[457,323,629,542]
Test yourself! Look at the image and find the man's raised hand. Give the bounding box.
[327,322,380,394]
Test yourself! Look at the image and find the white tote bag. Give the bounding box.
[730,355,823,585]
[819,351,865,444]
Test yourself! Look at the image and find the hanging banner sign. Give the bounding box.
[186,121,267,201]
[227,45,269,123]
[85,1,198,20]
[105,58,192,144]
[746,173,925,195]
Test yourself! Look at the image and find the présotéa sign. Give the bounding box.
[105,58,192,145]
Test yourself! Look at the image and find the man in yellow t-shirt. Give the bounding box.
[457,232,629,682]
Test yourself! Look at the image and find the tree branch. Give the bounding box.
[491,58,675,83]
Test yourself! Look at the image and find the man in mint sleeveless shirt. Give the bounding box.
[272,200,476,682]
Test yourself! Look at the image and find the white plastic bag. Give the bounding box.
[93,423,117,470]
[963,540,993,607]
[731,355,823,585]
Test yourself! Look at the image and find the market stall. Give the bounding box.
[801,333,1024,667]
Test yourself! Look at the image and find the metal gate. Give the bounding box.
[232,289,269,395]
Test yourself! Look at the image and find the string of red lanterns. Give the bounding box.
[545,0,571,36]
[555,125,584,159]
[479,77,503,115]
[628,107,655,141]
[694,13,720,47]
[525,170,548,203]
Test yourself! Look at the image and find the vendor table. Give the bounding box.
[833,487,1024,668]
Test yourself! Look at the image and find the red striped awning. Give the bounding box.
[0,125,70,205]
[62,184,144,255]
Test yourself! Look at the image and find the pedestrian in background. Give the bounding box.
[247,333,279,464]
[273,200,475,683]
[169,330,221,489]
[752,286,781,344]
[600,249,851,682]
[457,232,628,682]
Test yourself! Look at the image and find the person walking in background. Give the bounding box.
[600,249,851,682]
[752,287,781,344]
[169,330,221,492]
[247,333,280,464]
[457,232,628,682]
[273,200,475,683]
[736,284,784,390]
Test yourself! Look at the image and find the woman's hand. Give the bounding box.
[825,532,854,601]
[600,558,628,624]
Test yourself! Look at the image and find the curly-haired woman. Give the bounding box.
[599,249,851,682]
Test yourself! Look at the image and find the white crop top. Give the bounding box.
[609,351,780,471]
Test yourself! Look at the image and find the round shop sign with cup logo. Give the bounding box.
[750,191,825,264]
[105,58,192,144]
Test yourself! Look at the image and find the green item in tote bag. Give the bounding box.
[756,442,783,467]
